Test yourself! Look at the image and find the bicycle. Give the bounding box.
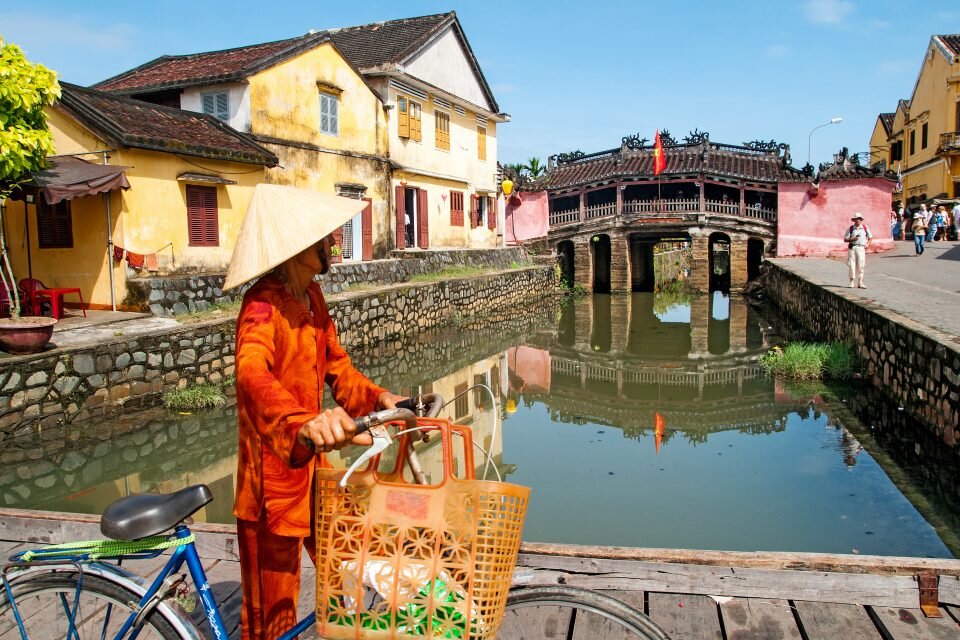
[1,396,669,640]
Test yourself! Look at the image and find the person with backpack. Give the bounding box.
[843,213,872,288]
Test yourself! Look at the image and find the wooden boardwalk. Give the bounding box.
[2,508,959,639]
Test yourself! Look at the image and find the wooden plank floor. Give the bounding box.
[2,511,960,639]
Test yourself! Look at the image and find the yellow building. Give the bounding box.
[330,12,509,249]
[94,33,393,260]
[869,35,960,206]
[2,83,276,310]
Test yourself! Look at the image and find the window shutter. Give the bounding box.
[470,195,479,228]
[410,102,422,142]
[435,111,450,150]
[450,190,464,227]
[215,93,229,121]
[395,185,406,248]
[202,94,214,116]
[398,96,409,138]
[37,200,73,248]
[417,189,429,249]
[361,198,373,261]
[187,185,219,246]
[332,225,344,253]
[478,126,487,160]
[488,196,497,230]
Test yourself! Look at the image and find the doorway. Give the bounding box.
[404,188,417,248]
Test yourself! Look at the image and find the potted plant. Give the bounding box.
[0,37,61,354]
[329,244,343,264]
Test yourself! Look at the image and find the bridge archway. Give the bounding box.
[708,291,731,356]
[747,238,764,281]
[557,240,575,287]
[592,234,612,293]
[709,233,731,291]
[590,295,612,353]
[629,236,655,292]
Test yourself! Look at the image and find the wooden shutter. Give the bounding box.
[37,200,73,248]
[417,189,429,248]
[332,225,344,250]
[478,126,487,161]
[435,111,450,150]
[395,185,406,249]
[361,198,373,261]
[398,96,409,138]
[487,196,497,230]
[470,195,479,228]
[450,191,464,227]
[187,185,219,246]
[410,102,422,142]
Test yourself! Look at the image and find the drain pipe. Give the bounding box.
[103,151,116,311]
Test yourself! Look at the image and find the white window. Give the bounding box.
[320,92,339,136]
[201,91,229,121]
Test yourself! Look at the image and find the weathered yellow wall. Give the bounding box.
[869,118,889,168]
[1,108,266,310]
[394,173,498,248]
[248,42,393,256]
[897,41,960,201]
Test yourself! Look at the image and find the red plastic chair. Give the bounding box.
[0,283,11,318]
[19,278,86,319]
[18,278,47,316]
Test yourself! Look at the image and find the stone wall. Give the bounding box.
[763,262,960,449]
[0,265,558,436]
[127,248,527,317]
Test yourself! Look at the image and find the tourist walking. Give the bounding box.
[912,210,928,255]
[222,184,405,640]
[898,203,906,240]
[843,213,872,288]
[953,201,960,240]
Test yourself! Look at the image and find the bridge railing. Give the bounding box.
[704,199,740,215]
[741,205,777,222]
[550,207,580,226]
[585,202,617,220]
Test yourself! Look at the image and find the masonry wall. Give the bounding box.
[0,265,558,436]
[125,247,527,316]
[763,263,959,451]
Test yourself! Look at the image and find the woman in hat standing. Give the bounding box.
[223,184,404,640]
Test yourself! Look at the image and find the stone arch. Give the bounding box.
[747,238,765,281]
[592,234,612,294]
[709,232,731,291]
[556,240,575,287]
[708,290,731,356]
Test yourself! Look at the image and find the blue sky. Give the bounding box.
[2,1,957,167]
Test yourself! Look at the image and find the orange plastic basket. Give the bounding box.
[315,417,530,639]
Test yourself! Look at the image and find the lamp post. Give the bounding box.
[807,117,843,166]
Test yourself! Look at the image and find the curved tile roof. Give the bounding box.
[58,83,278,167]
[545,141,808,191]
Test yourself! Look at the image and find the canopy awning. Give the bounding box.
[18,156,130,205]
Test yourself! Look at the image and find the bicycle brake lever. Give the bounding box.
[339,424,390,488]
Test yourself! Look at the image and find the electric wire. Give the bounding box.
[435,383,501,481]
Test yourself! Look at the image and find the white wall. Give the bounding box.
[404,26,492,113]
[180,83,252,133]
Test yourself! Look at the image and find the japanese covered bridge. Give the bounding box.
[544,132,809,293]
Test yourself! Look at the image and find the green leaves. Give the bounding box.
[0,36,61,187]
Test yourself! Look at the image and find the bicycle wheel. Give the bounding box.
[498,585,670,639]
[0,571,182,640]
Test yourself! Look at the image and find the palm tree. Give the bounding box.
[525,157,546,179]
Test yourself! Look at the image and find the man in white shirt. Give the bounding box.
[843,213,872,288]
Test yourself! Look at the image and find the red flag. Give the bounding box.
[653,129,667,176]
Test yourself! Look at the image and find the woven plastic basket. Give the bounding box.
[315,417,529,639]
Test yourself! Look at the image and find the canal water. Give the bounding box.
[2,290,957,559]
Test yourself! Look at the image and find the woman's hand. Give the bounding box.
[376,390,407,410]
[296,407,372,453]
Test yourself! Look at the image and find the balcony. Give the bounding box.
[938,131,960,155]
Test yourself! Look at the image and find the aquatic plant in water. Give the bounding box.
[759,342,858,380]
[163,382,227,410]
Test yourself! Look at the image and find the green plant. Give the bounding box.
[330,244,342,257]
[0,37,61,320]
[173,299,241,323]
[408,265,487,283]
[525,157,546,179]
[759,342,858,380]
[163,382,227,410]
[510,261,522,269]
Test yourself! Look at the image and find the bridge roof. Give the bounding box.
[545,141,808,191]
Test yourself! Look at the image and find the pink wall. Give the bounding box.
[504,191,549,244]
[776,178,894,257]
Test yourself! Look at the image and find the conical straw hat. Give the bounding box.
[223,183,366,291]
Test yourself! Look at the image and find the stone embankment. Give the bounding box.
[127,248,528,317]
[0,260,558,436]
[763,262,960,452]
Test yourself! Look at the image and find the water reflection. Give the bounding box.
[2,290,956,557]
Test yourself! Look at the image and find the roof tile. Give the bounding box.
[58,83,277,166]
[328,12,452,69]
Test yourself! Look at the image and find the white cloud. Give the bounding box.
[802,0,855,26]
[764,44,791,58]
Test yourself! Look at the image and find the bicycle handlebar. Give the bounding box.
[353,393,443,435]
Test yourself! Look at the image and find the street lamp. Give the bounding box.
[807,117,843,166]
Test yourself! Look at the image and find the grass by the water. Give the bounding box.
[408,265,492,283]
[760,342,858,380]
[174,299,241,323]
[163,382,228,410]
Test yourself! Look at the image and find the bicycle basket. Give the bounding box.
[315,417,530,639]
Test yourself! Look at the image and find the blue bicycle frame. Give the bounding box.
[124,525,315,640]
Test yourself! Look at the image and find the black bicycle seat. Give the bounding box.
[101,484,213,540]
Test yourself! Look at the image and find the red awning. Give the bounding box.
[21,156,130,205]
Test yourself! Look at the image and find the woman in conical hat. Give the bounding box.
[225,184,404,640]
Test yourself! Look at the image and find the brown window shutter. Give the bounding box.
[395,185,406,249]
[361,197,373,261]
[488,196,497,230]
[332,225,344,249]
[398,96,409,138]
[470,195,479,228]
[187,185,218,246]
[202,187,218,246]
[417,189,429,248]
[37,199,73,248]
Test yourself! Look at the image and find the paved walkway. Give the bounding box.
[770,239,960,339]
